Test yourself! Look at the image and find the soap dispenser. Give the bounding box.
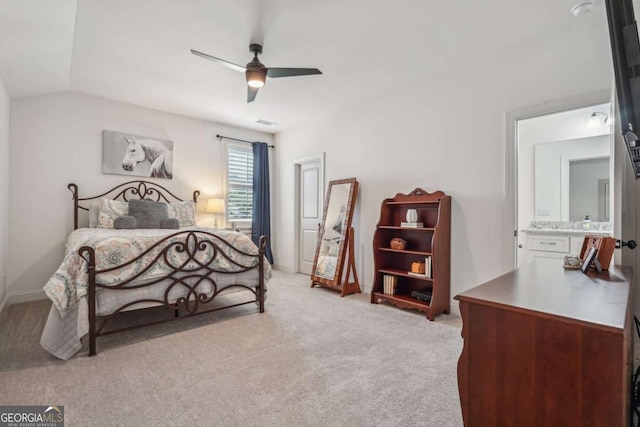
[582,215,591,230]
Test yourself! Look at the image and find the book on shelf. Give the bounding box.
[400,222,423,228]
[425,255,432,279]
[383,274,397,295]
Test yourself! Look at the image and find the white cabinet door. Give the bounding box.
[570,236,584,256]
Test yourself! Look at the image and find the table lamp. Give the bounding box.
[206,198,225,228]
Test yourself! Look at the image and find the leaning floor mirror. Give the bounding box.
[310,177,360,297]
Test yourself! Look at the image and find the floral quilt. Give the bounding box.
[44,227,272,316]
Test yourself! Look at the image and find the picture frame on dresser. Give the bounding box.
[579,235,615,270]
[580,247,598,273]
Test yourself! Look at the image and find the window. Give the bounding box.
[227,144,253,221]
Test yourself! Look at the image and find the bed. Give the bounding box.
[40,180,270,359]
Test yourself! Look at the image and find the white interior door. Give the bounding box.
[296,156,323,275]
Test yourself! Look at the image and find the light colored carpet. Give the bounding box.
[0,270,463,427]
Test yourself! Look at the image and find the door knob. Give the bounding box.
[518,244,523,248]
[616,239,637,250]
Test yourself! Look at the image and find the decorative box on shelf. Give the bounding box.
[411,261,426,274]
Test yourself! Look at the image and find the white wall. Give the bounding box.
[8,92,274,301]
[274,16,613,305]
[0,76,9,311]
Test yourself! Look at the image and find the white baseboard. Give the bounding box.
[7,289,48,305]
[0,291,7,315]
[273,265,296,274]
[449,299,460,317]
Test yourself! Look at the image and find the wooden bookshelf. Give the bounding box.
[371,188,451,321]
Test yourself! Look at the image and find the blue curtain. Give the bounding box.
[251,142,274,263]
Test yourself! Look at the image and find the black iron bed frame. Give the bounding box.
[68,180,266,356]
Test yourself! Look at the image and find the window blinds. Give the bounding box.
[227,145,253,220]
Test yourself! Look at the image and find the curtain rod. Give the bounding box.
[216,134,275,148]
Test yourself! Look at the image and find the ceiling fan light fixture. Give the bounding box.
[246,69,266,88]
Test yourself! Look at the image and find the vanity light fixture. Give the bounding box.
[588,112,610,128]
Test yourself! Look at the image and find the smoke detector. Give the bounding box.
[571,1,594,16]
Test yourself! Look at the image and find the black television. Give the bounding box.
[606,0,640,177]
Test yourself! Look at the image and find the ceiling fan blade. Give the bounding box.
[190,49,246,73]
[247,86,259,103]
[266,68,322,78]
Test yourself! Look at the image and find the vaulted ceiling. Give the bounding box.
[0,0,615,132]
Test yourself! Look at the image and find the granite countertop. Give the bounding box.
[521,228,612,236]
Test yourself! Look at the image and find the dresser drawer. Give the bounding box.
[528,235,570,253]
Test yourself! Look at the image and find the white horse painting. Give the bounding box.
[121,136,173,179]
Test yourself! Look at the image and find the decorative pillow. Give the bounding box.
[88,201,101,228]
[166,201,197,227]
[113,215,179,230]
[160,218,180,229]
[128,199,169,229]
[114,215,137,229]
[97,199,129,229]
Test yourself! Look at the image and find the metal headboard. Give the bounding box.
[68,180,200,230]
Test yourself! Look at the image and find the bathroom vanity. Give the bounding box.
[519,222,611,266]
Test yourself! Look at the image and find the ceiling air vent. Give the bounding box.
[256,119,279,126]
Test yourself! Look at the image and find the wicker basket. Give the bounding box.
[390,238,407,250]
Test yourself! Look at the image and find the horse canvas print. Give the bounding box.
[102,130,174,179]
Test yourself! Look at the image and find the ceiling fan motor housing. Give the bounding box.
[246,46,267,87]
[249,43,263,55]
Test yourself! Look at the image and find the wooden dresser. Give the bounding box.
[455,258,632,427]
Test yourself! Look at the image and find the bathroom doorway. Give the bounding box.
[515,102,614,267]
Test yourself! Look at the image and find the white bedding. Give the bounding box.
[41,227,270,360]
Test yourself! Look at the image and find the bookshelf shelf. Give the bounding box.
[371,188,451,321]
[377,226,435,231]
[378,268,433,281]
[372,292,430,309]
[376,247,432,256]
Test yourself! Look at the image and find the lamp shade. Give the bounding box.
[206,198,225,214]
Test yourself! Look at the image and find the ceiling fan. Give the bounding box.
[191,44,322,103]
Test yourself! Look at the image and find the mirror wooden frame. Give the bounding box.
[310,178,360,296]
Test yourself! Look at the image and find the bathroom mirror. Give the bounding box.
[310,178,360,296]
[534,135,611,222]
